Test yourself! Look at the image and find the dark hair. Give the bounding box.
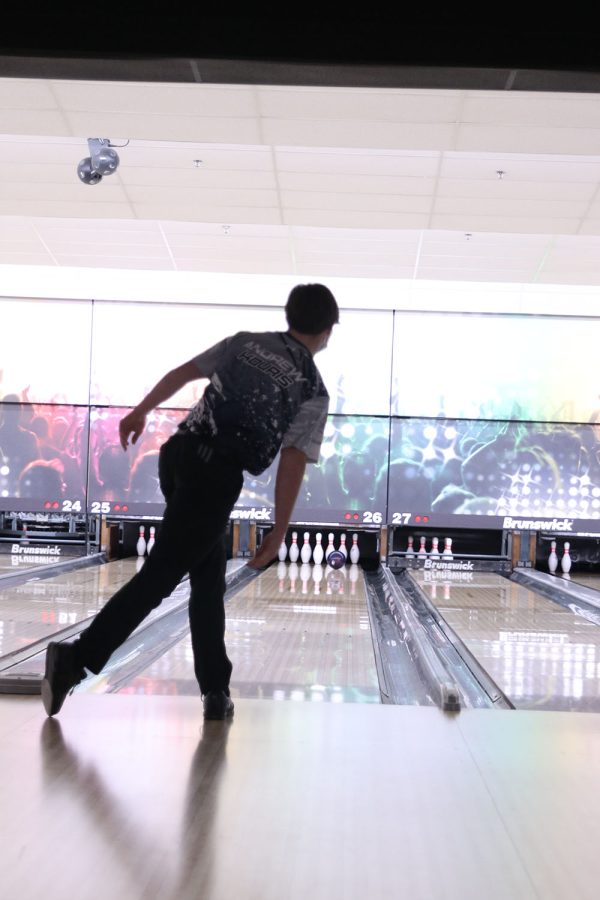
[285,284,339,335]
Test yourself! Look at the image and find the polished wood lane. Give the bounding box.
[413,570,600,711]
[0,559,141,659]
[110,562,380,703]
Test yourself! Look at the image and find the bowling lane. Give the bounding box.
[0,558,142,660]
[412,570,600,712]
[566,572,600,593]
[102,562,380,704]
[1,558,247,685]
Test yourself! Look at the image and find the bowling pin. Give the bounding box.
[147,526,156,554]
[548,541,558,574]
[289,531,299,563]
[339,533,348,559]
[418,536,427,559]
[135,556,145,573]
[325,533,335,562]
[136,525,146,557]
[278,539,288,562]
[430,536,440,560]
[300,532,312,564]
[442,537,453,560]
[313,533,324,565]
[405,536,415,559]
[300,562,311,594]
[349,533,360,564]
[289,561,299,591]
[561,542,572,574]
[21,523,29,545]
[277,561,287,593]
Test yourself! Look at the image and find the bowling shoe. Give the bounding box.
[203,690,235,720]
[42,641,87,716]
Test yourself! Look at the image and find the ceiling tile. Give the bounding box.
[53,82,259,117]
[0,111,72,135]
[0,252,54,265]
[0,80,59,109]
[290,225,422,244]
[0,201,134,218]
[265,120,456,150]
[53,255,174,270]
[126,185,279,207]
[160,221,285,237]
[258,87,462,122]
[278,171,435,195]
[433,197,589,218]
[122,144,272,171]
[430,214,580,234]
[297,263,416,278]
[284,209,430,228]
[281,191,432,213]
[39,226,164,246]
[0,163,86,185]
[123,167,277,189]
[49,242,171,259]
[536,270,600,284]
[65,112,262,144]
[275,149,440,176]
[0,181,129,202]
[36,216,161,233]
[456,125,600,155]
[440,153,600,183]
[132,205,282,224]
[167,235,289,253]
[175,257,291,274]
[416,267,534,282]
[462,93,600,128]
[437,178,596,202]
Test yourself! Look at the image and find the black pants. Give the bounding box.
[74,431,244,695]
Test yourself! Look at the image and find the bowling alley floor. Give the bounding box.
[3,693,600,900]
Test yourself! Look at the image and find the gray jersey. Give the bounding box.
[180,331,329,476]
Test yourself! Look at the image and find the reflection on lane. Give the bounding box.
[107,563,380,704]
[567,572,600,593]
[413,569,600,712]
[0,559,141,660]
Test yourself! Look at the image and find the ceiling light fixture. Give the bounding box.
[77,138,128,185]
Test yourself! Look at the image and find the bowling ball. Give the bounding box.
[328,550,346,570]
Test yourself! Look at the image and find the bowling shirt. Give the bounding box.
[180,331,329,476]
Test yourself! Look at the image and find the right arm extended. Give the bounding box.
[119,360,202,450]
[248,447,307,568]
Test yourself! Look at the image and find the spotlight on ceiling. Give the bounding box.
[77,138,121,185]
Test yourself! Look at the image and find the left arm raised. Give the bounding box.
[119,360,202,450]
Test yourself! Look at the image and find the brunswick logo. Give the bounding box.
[229,507,273,521]
[502,516,573,532]
[11,545,62,555]
[424,559,474,571]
